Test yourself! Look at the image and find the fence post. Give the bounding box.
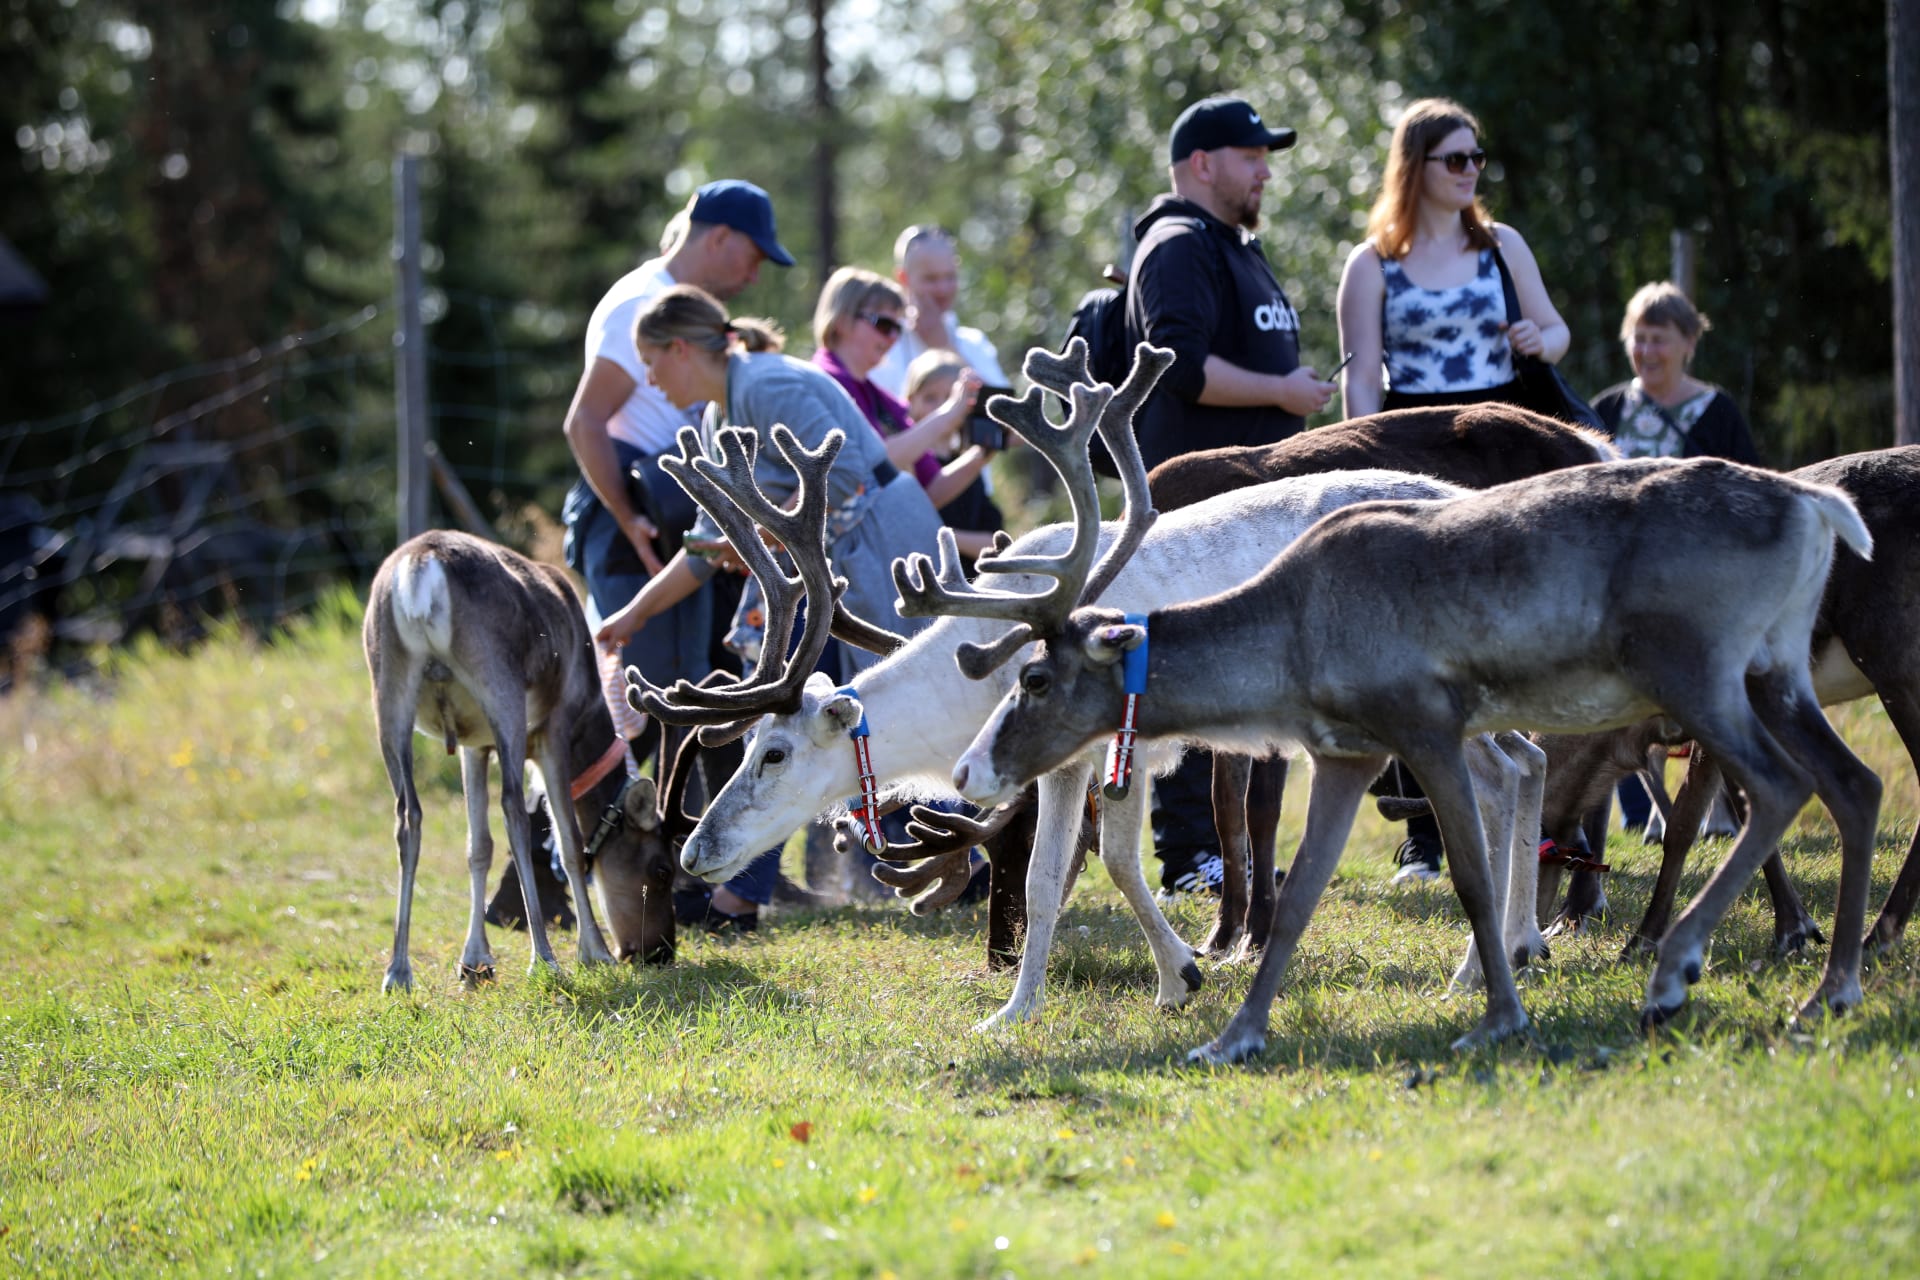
[393,151,431,543]
[1669,230,1696,298]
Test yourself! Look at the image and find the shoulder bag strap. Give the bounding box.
[1489,244,1523,328]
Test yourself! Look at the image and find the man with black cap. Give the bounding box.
[487,180,795,929]
[1128,96,1337,898]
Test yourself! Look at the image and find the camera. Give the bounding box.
[963,386,1015,450]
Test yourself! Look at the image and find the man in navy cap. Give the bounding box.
[485,180,794,928]
[1127,97,1337,899]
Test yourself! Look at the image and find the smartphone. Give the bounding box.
[1329,351,1356,378]
[964,386,1016,450]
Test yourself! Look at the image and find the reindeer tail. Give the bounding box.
[389,552,455,654]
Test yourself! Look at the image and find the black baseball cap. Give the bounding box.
[1168,97,1297,165]
[688,179,796,267]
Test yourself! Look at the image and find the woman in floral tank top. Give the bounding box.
[1591,282,1759,464]
[1336,98,1572,417]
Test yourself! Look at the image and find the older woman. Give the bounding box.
[810,266,997,516]
[1592,283,1759,463]
[595,284,944,930]
[1336,98,1571,418]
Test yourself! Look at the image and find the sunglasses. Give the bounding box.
[858,311,903,339]
[1426,149,1489,175]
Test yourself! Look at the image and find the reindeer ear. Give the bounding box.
[1083,623,1146,667]
[623,775,660,832]
[820,689,865,734]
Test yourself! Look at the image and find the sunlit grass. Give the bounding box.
[2,594,1918,1276]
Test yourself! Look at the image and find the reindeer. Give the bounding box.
[363,532,677,991]
[1532,444,1920,962]
[950,454,1880,1063]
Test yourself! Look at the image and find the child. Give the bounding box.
[904,348,1003,558]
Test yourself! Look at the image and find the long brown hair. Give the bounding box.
[634,284,784,356]
[1364,98,1497,260]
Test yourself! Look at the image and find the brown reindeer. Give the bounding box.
[363,532,677,991]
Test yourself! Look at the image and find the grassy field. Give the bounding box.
[4,593,1920,1277]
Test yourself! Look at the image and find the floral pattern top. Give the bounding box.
[1607,381,1717,459]
[1381,248,1513,395]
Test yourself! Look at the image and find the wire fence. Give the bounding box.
[0,293,584,684]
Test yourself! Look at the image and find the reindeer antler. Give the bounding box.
[627,424,843,728]
[863,801,1024,914]
[890,338,1172,679]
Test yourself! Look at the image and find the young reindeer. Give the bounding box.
[363,532,677,992]
[951,455,1881,1063]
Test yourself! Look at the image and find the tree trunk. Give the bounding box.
[810,0,837,282]
[1895,0,1920,444]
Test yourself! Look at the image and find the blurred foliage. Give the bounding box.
[0,0,1895,522]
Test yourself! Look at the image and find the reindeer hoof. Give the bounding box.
[1795,979,1862,1026]
[1863,915,1904,960]
[381,967,414,994]
[1188,1029,1265,1066]
[1180,959,1205,993]
[1773,920,1826,957]
[1638,998,1685,1032]
[1618,934,1659,962]
[1450,1010,1528,1051]
[1513,936,1550,971]
[459,963,497,986]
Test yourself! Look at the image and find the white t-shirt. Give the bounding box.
[870,312,1010,399]
[581,257,698,454]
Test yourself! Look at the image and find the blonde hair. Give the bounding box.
[813,266,907,351]
[635,283,784,356]
[904,348,966,402]
[1364,98,1497,261]
[1620,281,1712,346]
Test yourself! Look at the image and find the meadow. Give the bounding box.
[4,592,1920,1277]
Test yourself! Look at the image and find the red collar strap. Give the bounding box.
[838,686,886,854]
[570,736,631,802]
[1537,839,1609,874]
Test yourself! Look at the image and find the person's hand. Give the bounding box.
[596,604,646,654]
[1275,367,1338,417]
[620,511,665,575]
[686,536,751,575]
[939,369,984,418]
[1503,319,1545,359]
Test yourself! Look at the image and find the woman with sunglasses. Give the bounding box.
[1335,98,1573,886]
[811,267,998,515]
[1335,97,1570,420]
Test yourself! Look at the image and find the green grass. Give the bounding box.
[4,590,1920,1276]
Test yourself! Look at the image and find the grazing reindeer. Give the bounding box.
[363,532,676,991]
[1536,444,1920,961]
[951,456,1880,1062]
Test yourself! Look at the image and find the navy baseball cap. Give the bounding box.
[1168,97,1297,165]
[689,179,796,267]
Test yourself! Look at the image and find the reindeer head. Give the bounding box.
[951,608,1143,805]
[583,773,679,964]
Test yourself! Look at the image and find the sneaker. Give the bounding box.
[1156,850,1225,900]
[1389,835,1444,884]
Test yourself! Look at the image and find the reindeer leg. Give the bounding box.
[1450,735,1519,992]
[1190,753,1383,1066]
[375,668,426,994]
[457,746,498,982]
[977,762,1091,1030]
[1099,776,1204,1008]
[486,720,561,979]
[1625,745,1719,959]
[1866,681,1920,954]
[1502,734,1549,970]
[1402,741,1528,1049]
[1204,753,1253,957]
[984,799,1038,971]
[1642,678,1814,1028]
[535,735,617,968]
[1743,672,1881,1023]
[1239,754,1287,960]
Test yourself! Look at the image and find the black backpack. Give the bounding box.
[1064,282,1132,390]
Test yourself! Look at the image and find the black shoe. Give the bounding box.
[670,885,759,934]
[1156,849,1225,901]
[484,809,576,931]
[1390,834,1444,884]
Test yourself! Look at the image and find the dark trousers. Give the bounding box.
[1150,749,1218,862]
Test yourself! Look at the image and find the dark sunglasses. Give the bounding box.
[858,311,903,338]
[1426,149,1489,174]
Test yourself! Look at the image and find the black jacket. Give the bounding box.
[1591,383,1761,465]
[1124,195,1303,470]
